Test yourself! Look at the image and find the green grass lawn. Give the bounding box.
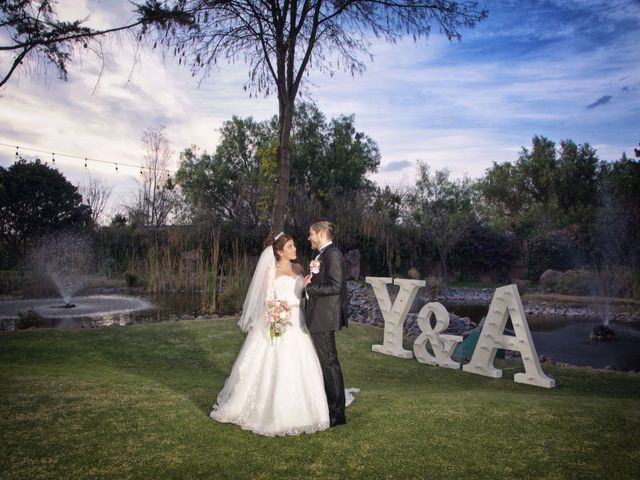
[1,319,639,479]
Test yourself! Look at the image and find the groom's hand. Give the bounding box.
[304,274,313,286]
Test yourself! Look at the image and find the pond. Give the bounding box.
[448,304,640,372]
[0,293,207,330]
[2,293,639,371]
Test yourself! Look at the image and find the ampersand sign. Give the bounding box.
[413,302,463,369]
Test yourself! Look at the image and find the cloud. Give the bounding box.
[2,0,638,214]
[586,95,613,109]
[382,160,413,172]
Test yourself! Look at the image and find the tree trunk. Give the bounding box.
[441,251,449,285]
[271,94,294,233]
[386,237,393,277]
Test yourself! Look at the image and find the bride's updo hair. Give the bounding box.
[263,232,293,260]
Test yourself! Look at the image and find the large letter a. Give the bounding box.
[462,285,556,388]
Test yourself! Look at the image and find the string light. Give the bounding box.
[0,142,176,176]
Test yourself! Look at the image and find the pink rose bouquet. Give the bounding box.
[309,260,321,275]
[266,299,292,343]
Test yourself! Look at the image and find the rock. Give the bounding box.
[346,281,478,340]
[344,250,361,281]
[181,314,195,321]
[540,269,563,287]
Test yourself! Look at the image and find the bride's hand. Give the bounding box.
[303,274,313,286]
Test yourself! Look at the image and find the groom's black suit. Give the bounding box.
[305,243,348,426]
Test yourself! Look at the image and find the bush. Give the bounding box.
[124,271,138,288]
[555,269,595,296]
[423,276,444,298]
[593,266,636,298]
[217,284,245,315]
[15,310,50,329]
[527,232,578,281]
[450,224,520,282]
[407,267,421,280]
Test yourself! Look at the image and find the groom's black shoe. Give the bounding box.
[330,417,347,427]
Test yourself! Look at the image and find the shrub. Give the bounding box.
[593,266,636,298]
[423,276,444,298]
[527,232,577,281]
[124,271,138,288]
[450,224,520,282]
[16,310,50,329]
[555,269,595,296]
[407,267,421,280]
[216,253,252,315]
[217,284,245,315]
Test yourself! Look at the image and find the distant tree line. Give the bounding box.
[1,102,639,298]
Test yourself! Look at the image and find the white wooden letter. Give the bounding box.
[366,277,424,359]
[462,285,556,388]
[413,302,463,369]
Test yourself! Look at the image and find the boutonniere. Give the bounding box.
[309,260,321,275]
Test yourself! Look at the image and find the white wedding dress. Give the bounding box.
[210,274,331,436]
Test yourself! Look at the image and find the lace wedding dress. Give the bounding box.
[210,274,331,436]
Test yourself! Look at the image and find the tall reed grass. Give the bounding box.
[130,231,257,314]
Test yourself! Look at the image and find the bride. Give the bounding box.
[210,232,330,436]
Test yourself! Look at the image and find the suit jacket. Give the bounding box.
[305,244,349,333]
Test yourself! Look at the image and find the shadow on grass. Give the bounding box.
[85,319,244,414]
[3,318,640,411]
[2,319,640,480]
[348,322,640,402]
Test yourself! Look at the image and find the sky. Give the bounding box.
[1,0,639,221]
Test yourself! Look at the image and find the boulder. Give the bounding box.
[540,269,563,287]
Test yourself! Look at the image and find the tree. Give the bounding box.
[0,160,91,266]
[176,116,274,230]
[137,0,487,231]
[480,136,601,237]
[0,0,158,88]
[556,140,598,212]
[410,162,475,283]
[176,102,381,232]
[127,126,178,228]
[369,185,406,277]
[80,176,112,226]
[594,152,640,268]
[291,103,380,203]
[3,1,486,230]
[110,213,128,228]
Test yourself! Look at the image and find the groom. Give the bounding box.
[304,220,348,427]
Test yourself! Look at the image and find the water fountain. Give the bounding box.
[0,232,153,329]
[35,232,93,308]
[590,324,618,341]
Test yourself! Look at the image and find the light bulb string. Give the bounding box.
[0,142,177,175]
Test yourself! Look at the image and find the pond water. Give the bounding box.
[0,293,206,330]
[2,293,639,371]
[448,304,640,371]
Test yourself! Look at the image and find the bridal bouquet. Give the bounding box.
[266,299,292,343]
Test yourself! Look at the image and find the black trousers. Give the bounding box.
[311,331,346,425]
